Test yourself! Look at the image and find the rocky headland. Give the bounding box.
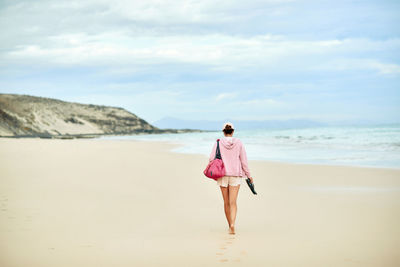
[0,94,200,138]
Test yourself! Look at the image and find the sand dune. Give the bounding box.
[0,138,399,266]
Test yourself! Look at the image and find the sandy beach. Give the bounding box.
[0,138,399,267]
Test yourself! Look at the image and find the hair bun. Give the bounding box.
[222,122,234,130]
[222,122,234,134]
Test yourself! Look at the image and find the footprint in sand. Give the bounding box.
[223,237,235,242]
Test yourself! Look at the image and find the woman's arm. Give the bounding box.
[209,142,217,162]
[239,142,251,178]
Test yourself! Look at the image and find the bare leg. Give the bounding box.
[220,186,231,227]
[228,185,240,234]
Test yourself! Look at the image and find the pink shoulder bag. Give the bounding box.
[203,139,226,180]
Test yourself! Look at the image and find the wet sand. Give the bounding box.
[0,138,399,266]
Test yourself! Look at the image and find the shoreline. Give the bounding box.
[0,129,205,139]
[99,137,400,171]
[2,136,399,171]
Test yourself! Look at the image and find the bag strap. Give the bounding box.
[215,139,222,159]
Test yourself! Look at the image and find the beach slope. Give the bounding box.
[0,139,399,266]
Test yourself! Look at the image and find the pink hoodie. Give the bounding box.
[208,137,251,178]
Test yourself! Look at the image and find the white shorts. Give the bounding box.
[217,175,243,187]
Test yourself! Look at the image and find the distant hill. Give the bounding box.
[0,94,199,138]
[153,117,327,131]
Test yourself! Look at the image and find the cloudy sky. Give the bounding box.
[0,0,399,124]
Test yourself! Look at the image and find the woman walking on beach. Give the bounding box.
[208,122,254,235]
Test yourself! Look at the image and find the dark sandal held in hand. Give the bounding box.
[246,178,257,195]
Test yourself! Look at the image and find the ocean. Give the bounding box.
[100,125,400,169]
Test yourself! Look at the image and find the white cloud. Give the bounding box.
[216,92,238,101]
[1,0,399,78]
[369,62,400,75]
[312,58,400,76]
[6,31,397,73]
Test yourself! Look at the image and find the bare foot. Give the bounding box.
[229,224,235,235]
